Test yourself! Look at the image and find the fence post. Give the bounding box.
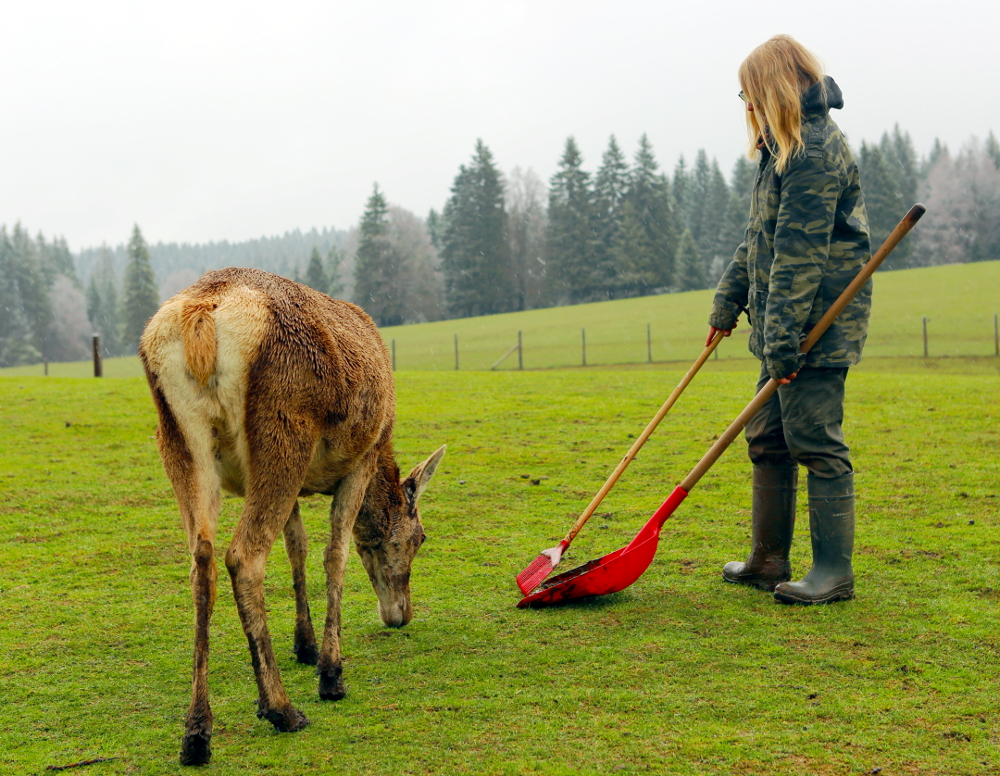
[391,339,396,372]
[44,360,49,376]
[92,335,102,378]
[647,323,652,363]
[581,328,587,367]
[454,333,459,371]
[995,313,998,357]
[518,330,523,370]
[922,316,928,358]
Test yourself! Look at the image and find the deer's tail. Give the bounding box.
[180,300,218,387]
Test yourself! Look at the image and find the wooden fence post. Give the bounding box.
[922,316,928,358]
[44,360,49,376]
[391,339,396,372]
[647,323,651,363]
[454,333,459,371]
[93,335,102,378]
[518,330,523,370]
[581,328,587,367]
[994,313,998,357]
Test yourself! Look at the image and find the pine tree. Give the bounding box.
[985,131,1000,170]
[624,135,675,293]
[701,158,732,281]
[722,155,756,255]
[86,246,121,357]
[885,126,919,208]
[545,137,599,303]
[858,142,907,268]
[675,229,706,291]
[304,247,328,295]
[440,140,512,317]
[0,226,40,366]
[593,136,630,298]
[326,246,345,298]
[121,225,160,352]
[9,223,54,363]
[426,208,446,251]
[672,156,692,234]
[687,150,712,251]
[353,184,404,326]
[922,138,949,178]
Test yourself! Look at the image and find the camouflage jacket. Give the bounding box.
[709,76,872,380]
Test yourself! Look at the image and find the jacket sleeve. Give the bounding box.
[708,235,749,330]
[762,153,842,379]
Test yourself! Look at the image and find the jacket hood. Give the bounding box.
[802,75,844,115]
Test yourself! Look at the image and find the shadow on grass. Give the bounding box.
[520,591,631,611]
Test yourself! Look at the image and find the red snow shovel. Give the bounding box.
[518,204,926,607]
[515,329,731,595]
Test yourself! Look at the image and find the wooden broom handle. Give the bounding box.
[562,329,728,546]
[680,204,926,493]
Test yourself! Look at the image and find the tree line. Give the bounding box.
[354,128,999,326]
[0,224,162,365]
[1,127,996,366]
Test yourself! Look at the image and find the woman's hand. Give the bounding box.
[706,326,734,348]
[776,371,799,385]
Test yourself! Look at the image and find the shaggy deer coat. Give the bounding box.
[140,268,444,766]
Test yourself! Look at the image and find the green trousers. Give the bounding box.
[744,362,852,479]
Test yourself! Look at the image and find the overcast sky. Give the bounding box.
[2,0,996,251]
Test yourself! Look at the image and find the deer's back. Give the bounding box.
[140,267,395,497]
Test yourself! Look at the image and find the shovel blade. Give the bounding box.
[517,486,687,607]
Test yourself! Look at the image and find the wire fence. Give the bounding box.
[1,314,997,378]
[385,313,1000,372]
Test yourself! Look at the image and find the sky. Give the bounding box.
[2,0,997,251]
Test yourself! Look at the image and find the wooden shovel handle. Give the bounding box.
[562,329,728,546]
[680,204,926,493]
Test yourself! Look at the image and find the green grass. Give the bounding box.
[2,260,998,378]
[1,368,998,775]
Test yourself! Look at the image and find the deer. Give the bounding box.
[139,267,445,766]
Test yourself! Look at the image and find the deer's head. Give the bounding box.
[356,445,446,627]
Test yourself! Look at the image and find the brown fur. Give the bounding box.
[139,268,445,766]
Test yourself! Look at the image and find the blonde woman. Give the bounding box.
[707,35,872,604]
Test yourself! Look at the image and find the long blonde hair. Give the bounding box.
[739,35,825,172]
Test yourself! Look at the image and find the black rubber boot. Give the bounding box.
[722,465,797,591]
[774,472,855,605]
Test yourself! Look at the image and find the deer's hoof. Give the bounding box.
[180,731,212,766]
[258,703,310,732]
[318,663,346,701]
[294,641,319,666]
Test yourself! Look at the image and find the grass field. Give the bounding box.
[2,366,998,775]
[2,260,998,379]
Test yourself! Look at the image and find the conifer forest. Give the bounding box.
[1,128,997,364]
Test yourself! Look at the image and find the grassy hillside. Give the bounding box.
[2,260,998,377]
[1,371,998,774]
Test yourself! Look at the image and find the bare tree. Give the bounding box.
[48,276,91,361]
[506,166,548,310]
[912,138,1000,267]
[387,206,444,323]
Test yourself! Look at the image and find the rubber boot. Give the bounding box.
[774,472,855,605]
[722,465,797,591]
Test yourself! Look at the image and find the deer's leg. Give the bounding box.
[151,389,221,767]
[225,429,313,733]
[318,459,376,701]
[283,500,318,665]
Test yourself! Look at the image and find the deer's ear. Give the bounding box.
[403,445,446,506]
